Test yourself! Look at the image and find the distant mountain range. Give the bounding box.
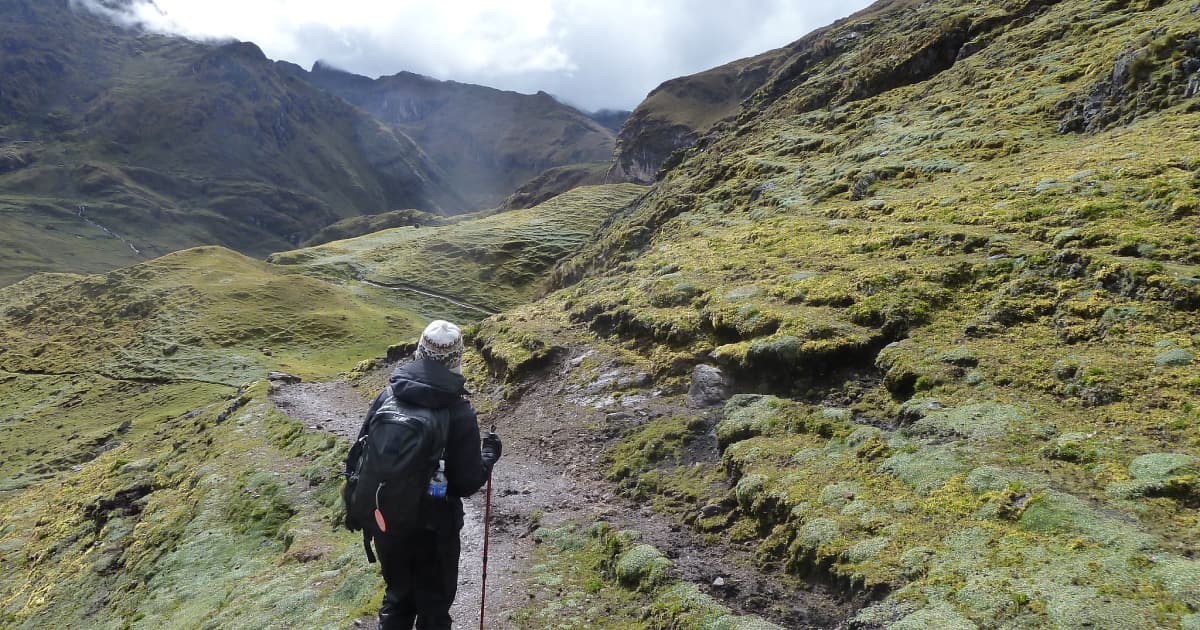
[0,0,622,284]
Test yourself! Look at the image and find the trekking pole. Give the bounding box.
[480,424,495,630]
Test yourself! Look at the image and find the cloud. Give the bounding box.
[72,0,874,111]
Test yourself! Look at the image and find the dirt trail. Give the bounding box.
[270,354,860,629]
[272,378,539,629]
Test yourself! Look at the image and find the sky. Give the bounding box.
[79,0,875,112]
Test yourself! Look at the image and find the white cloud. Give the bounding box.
[73,0,875,111]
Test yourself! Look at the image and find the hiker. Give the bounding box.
[345,320,502,630]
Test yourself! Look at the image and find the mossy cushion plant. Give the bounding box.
[477,0,1200,627]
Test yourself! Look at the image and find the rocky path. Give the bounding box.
[273,377,572,629]
[270,356,859,629]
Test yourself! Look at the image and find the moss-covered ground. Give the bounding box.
[0,246,418,628]
[476,1,1200,627]
[7,1,1200,628]
[513,521,783,629]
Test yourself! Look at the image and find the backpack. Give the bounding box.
[343,387,450,558]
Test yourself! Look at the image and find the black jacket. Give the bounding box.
[357,359,492,532]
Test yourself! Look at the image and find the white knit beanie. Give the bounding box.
[415,320,464,374]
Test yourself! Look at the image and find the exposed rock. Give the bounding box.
[267,371,301,384]
[686,364,729,408]
[1154,347,1194,367]
[1059,35,1200,133]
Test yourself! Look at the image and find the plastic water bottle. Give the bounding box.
[428,459,447,499]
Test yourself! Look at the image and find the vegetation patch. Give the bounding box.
[515,521,784,629]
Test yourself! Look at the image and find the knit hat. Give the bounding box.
[415,320,464,374]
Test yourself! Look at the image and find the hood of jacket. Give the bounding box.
[388,358,467,409]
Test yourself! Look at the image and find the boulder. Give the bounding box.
[267,371,301,384]
[687,364,728,407]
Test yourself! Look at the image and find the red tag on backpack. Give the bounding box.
[374,508,387,533]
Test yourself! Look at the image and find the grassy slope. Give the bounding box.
[301,209,449,247]
[270,183,648,313]
[499,162,615,211]
[0,247,421,628]
[476,1,1200,628]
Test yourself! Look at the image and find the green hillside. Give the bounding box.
[0,0,620,288]
[5,0,1200,627]
[477,1,1200,627]
[0,246,420,628]
[271,183,648,313]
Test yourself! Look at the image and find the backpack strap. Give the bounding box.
[363,530,377,564]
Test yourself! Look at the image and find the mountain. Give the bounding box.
[497,161,615,211]
[609,47,786,183]
[1,0,622,287]
[589,108,632,133]
[475,0,1200,626]
[296,63,618,210]
[609,1,946,184]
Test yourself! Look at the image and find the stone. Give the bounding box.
[616,372,651,389]
[1154,348,1193,367]
[687,364,729,407]
[267,371,301,384]
[713,577,726,587]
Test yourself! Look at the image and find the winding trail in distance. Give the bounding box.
[77,204,143,256]
[356,277,498,317]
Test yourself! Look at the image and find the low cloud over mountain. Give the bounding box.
[70,0,872,110]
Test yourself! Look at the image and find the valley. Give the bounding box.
[3,0,1200,628]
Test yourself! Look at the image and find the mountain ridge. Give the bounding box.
[296,61,618,210]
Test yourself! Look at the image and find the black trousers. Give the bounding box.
[373,528,461,630]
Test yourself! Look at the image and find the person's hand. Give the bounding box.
[482,432,502,465]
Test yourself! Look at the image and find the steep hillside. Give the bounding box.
[299,63,617,209]
[0,0,465,286]
[271,183,648,314]
[611,47,787,184]
[611,0,970,183]
[478,0,1200,627]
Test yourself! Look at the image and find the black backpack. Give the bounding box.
[343,387,449,559]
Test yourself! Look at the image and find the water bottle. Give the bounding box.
[428,459,447,499]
